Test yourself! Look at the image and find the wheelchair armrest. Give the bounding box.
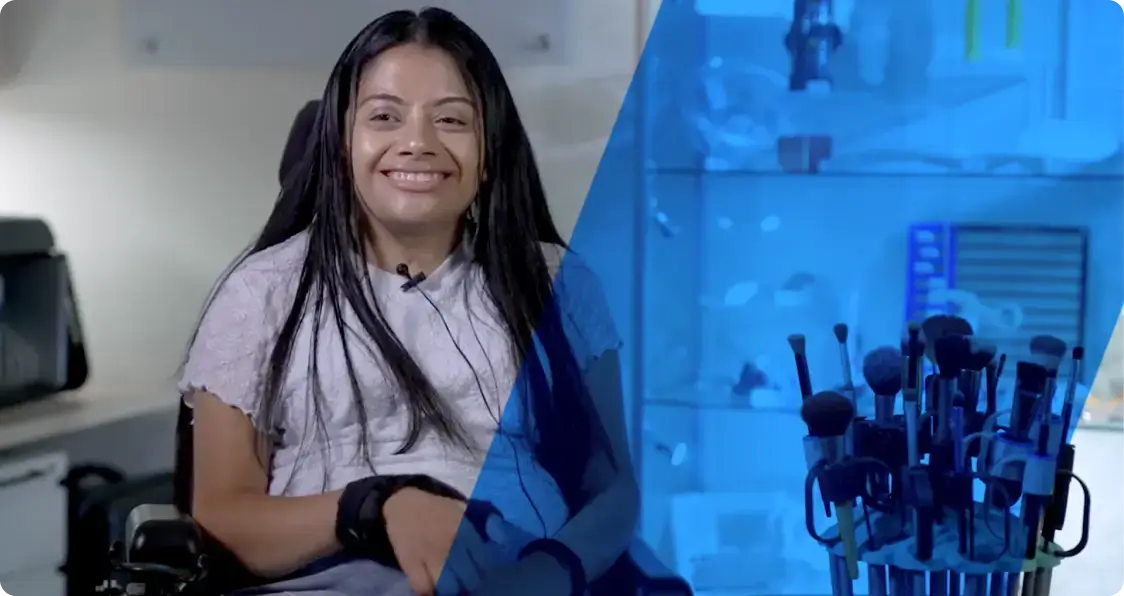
[591,538,693,596]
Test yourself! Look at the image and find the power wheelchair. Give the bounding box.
[96,402,694,595]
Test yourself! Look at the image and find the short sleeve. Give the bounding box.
[543,244,623,369]
[179,269,272,425]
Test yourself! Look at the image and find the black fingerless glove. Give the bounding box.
[335,474,466,568]
[518,539,587,596]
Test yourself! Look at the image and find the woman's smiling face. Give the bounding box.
[349,43,482,234]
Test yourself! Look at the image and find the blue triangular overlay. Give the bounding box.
[441,0,1124,594]
[434,3,682,593]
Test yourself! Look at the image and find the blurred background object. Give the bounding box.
[631,0,1123,594]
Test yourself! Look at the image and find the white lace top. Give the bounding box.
[178,231,621,536]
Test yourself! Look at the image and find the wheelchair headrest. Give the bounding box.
[279,100,320,186]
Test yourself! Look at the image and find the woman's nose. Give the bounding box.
[398,118,438,155]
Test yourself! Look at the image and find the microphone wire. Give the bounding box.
[400,265,549,537]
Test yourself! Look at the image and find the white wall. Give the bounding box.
[0,0,642,391]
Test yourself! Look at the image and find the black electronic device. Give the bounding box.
[0,216,89,407]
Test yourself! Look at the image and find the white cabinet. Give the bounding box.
[120,0,572,70]
[0,451,68,596]
[0,567,66,596]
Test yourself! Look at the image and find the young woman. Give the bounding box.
[181,8,638,596]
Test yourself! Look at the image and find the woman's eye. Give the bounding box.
[370,113,394,122]
[437,117,467,126]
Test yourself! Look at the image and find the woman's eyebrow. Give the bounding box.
[358,92,474,109]
[359,92,405,105]
[432,96,474,108]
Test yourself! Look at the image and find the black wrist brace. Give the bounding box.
[335,474,466,567]
[518,538,587,596]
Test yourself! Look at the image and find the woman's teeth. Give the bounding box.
[387,171,443,182]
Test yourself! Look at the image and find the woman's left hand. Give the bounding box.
[433,520,505,595]
[470,552,575,596]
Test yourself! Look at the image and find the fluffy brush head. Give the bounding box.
[1029,336,1066,373]
[862,346,903,396]
[921,315,974,363]
[786,330,804,355]
[933,334,972,377]
[1030,335,1067,358]
[965,337,998,372]
[833,323,849,344]
[1015,361,1049,394]
[800,391,855,438]
[787,333,807,355]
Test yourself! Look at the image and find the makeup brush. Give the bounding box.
[801,391,856,443]
[961,337,997,413]
[903,323,924,465]
[861,345,903,502]
[1010,361,1050,441]
[984,353,1007,417]
[1059,346,1085,440]
[921,315,973,415]
[1030,334,1068,405]
[933,335,972,443]
[1029,335,1067,370]
[833,323,856,399]
[862,346,903,422]
[788,333,815,400]
[801,391,859,580]
[921,315,975,365]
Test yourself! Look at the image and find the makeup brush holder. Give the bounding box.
[814,502,1069,596]
[804,461,1088,596]
[794,327,1093,596]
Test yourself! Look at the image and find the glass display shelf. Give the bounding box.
[640,0,1124,177]
[629,2,1124,591]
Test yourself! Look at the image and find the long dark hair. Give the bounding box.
[191,8,610,511]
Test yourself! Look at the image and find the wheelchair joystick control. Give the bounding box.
[97,505,206,596]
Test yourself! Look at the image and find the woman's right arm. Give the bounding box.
[190,390,342,578]
[183,267,491,592]
[182,269,341,578]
